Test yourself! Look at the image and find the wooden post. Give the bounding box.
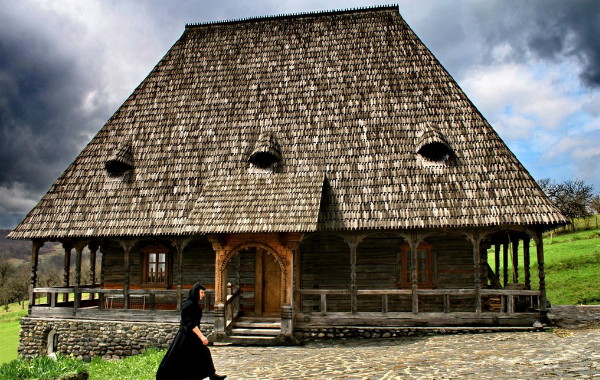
[502,242,509,287]
[535,230,547,318]
[28,240,44,313]
[89,242,99,286]
[62,243,72,303]
[471,234,482,314]
[73,243,85,312]
[348,238,358,314]
[523,237,531,289]
[512,239,519,283]
[410,239,419,314]
[294,246,302,313]
[494,244,500,282]
[118,240,136,310]
[171,238,190,312]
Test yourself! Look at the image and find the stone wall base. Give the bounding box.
[295,325,544,341]
[19,317,213,361]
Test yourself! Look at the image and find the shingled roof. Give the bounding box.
[9,5,567,240]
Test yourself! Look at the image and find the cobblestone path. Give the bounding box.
[210,328,600,379]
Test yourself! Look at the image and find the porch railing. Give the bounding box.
[224,287,242,329]
[31,287,215,311]
[298,288,540,314]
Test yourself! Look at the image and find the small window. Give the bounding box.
[417,142,453,162]
[248,130,282,170]
[105,143,133,178]
[416,123,454,163]
[398,242,434,288]
[143,246,170,285]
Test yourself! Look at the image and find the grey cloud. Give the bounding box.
[470,0,600,87]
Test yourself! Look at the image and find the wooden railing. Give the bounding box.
[31,287,215,311]
[224,287,242,328]
[298,288,540,314]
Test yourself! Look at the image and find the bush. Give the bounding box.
[0,354,87,380]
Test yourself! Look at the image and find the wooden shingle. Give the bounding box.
[9,6,567,240]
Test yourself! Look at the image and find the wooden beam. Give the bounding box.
[535,230,547,315]
[502,242,509,287]
[523,237,531,290]
[494,244,500,281]
[28,240,44,312]
[118,239,137,310]
[349,239,358,314]
[512,239,519,283]
[73,243,85,311]
[62,243,72,303]
[471,235,482,314]
[411,242,418,314]
[89,242,99,287]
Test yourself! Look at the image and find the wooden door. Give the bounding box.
[255,250,281,316]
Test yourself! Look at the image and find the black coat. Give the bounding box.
[156,298,215,380]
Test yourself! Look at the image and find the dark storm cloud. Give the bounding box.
[0,17,114,228]
[471,0,600,87]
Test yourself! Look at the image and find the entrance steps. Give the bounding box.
[217,317,299,346]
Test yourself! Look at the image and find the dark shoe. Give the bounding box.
[210,374,227,380]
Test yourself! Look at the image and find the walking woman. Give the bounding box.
[156,282,226,380]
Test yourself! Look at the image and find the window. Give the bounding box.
[398,242,434,288]
[143,246,170,285]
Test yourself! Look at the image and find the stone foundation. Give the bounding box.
[19,317,213,361]
[296,325,544,341]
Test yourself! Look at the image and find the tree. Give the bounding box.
[591,195,600,215]
[538,178,594,225]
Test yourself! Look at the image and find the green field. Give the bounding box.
[0,307,26,365]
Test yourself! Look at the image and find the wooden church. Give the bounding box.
[10,5,566,355]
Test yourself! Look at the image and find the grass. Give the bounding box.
[0,308,27,365]
[0,354,86,380]
[86,348,163,380]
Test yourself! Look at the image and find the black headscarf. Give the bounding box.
[187,282,206,303]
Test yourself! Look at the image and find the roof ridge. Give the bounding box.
[185,4,398,28]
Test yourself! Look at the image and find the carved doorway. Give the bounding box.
[255,248,281,316]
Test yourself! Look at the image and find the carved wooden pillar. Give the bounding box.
[89,242,99,287]
[73,242,86,311]
[345,236,359,314]
[403,234,423,314]
[469,233,482,314]
[28,240,44,312]
[208,235,227,334]
[502,242,509,287]
[535,230,547,318]
[62,243,72,302]
[523,237,531,289]
[494,244,500,280]
[512,239,519,283]
[118,239,136,310]
[171,237,191,311]
[293,245,302,313]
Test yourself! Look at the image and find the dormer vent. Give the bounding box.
[105,144,133,177]
[248,130,282,169]
[416,123,454,162]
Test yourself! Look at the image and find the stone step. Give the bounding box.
[230,328,281,336]
[233,321,281,329]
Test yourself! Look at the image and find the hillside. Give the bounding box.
[0,230,60,260]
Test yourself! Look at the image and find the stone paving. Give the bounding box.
[209,328,600,379]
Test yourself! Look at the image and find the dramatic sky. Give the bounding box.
[1,0,599,229]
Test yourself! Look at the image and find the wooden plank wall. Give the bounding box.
[299,234,351,312]
[299,233,477,313]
